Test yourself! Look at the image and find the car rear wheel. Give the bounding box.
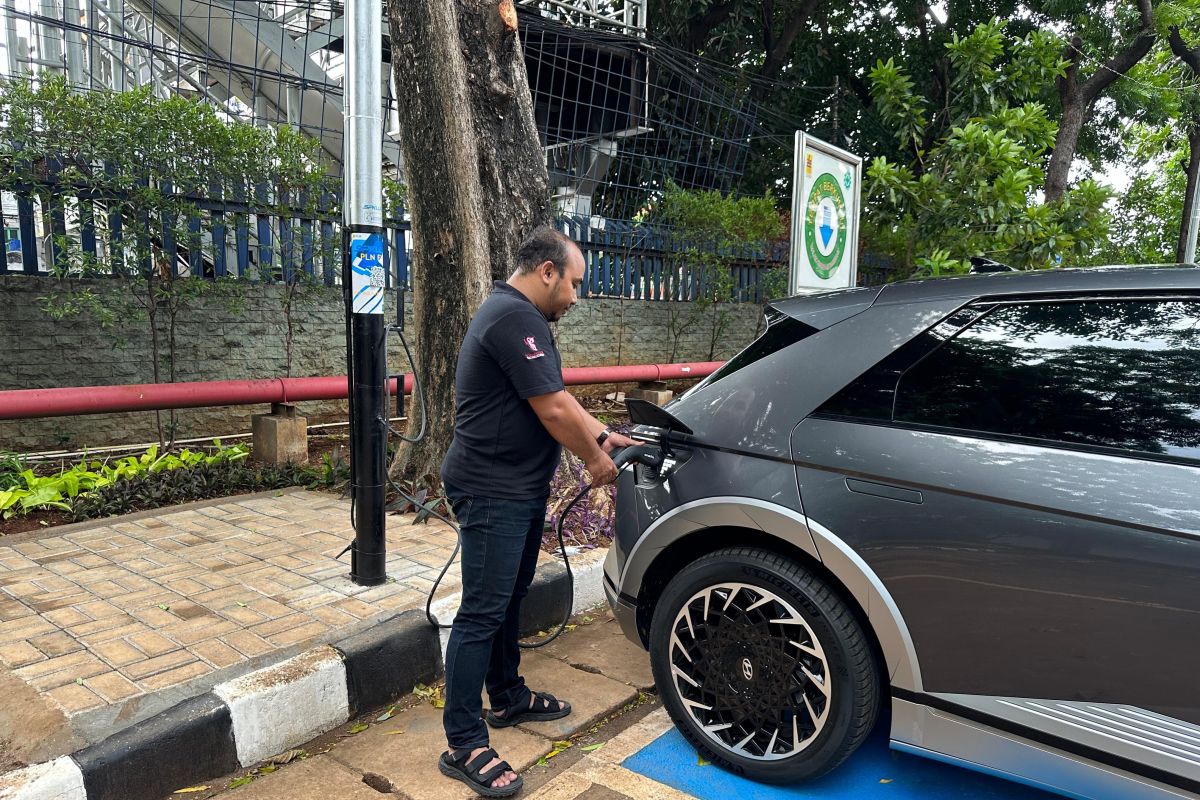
[649,547,879,783]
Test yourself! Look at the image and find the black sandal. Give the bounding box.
[486,690,572,728]
[438,747,523,798]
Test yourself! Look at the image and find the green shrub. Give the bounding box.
[69,460,309,521]
[0,442,249,518]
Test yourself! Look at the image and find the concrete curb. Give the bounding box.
[0,548,609,800]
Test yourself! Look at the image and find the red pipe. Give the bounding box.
[0,363,722,420]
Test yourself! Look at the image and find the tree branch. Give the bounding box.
[1078,1,1157,102]
[1058,35,1082,98]
[751,0,821,95]
[684,1,739,51]
[1169,25,1200,74]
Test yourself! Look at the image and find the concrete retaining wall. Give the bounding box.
[0,277,762,451]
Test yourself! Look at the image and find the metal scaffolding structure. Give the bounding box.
[0,0,818,267]
[0,0,647,172]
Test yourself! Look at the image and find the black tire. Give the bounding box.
[649,547,879,784]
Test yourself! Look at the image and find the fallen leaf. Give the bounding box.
[384,729,406,736]
[544,748,563,760]
[580,743,604,752]
[269,749,304,765]
[259,766,277,774]
[172,787,209,794]
[697,756,711,766]
[880,778,894,784]
[227,776,254,789]
[376,706,396,722]
[236,601,247,607]
[564,624,578,632]
[553,740,572,750]
[348,723,370,734]
[157,603,170,611]
[75,678,84,686]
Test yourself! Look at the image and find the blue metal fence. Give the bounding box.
[557,215,786,303]
[0,181,784,302]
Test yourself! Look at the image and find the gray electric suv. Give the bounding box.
[604,265,1200,800]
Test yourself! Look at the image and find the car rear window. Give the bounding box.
[695,311,818,390]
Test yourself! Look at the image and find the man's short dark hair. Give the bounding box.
[515,225,575,276]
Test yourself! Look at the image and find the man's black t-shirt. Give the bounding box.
[441,282,564,500]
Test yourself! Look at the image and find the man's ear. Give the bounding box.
[539,260,557,283]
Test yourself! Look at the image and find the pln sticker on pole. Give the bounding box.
[789,132,862,294]
[350,231,386,315]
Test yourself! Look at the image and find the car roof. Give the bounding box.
[771,265,1199,326]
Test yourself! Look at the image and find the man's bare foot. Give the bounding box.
[448,748,518,789]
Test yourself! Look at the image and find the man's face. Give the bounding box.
[544,245,585,322]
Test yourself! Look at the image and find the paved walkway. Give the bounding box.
[0,488,469,764]
[186,613,666,800]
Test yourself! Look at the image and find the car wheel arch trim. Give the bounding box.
[620,496,923,693]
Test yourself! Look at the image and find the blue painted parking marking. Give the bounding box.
[622,721,1062,799]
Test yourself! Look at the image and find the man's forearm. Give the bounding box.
[569,393,607,440]
[530,391,606,464]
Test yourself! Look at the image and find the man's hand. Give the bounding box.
[585,453,618,486]
[600,431,638,455]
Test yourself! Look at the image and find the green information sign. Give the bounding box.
[789,133,861,292]
[803,172,848,279]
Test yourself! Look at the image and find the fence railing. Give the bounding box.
[0,179,786,303]
[557,215,786,303]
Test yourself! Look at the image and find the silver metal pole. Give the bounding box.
[344,0,382,230]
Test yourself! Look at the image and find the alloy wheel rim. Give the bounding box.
[668,582,831,761]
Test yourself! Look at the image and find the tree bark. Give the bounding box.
[1179,123,1200,263]
[748,0,821,102]
[1045,3,1157,203]
[387,0,552,482]
[1168,25,1200,263]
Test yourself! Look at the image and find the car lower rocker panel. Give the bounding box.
[891,692,1200,800]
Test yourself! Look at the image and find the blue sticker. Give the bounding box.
[350,232,386,315]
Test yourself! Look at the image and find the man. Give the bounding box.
[438,226,637,796]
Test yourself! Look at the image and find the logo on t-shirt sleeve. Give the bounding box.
[523,336,545,360]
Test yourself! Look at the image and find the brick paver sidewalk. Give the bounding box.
[0,488,464,754]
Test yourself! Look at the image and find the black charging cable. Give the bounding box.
[382,320,620,649]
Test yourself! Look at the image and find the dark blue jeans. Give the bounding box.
[442,482,546,752]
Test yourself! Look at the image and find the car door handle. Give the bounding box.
[845,478,924,505]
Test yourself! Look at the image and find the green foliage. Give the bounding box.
[863,19,1113,276]
[383,177,408,220]
[1097,125,1191,264]
[0,442,249,519]
[0,73,330,206]
[69,458,307,522]
[656,185,785,358]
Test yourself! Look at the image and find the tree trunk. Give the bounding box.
[387,0,551,483]
[1169,26,1200,263]
[1045,93,1087,203]
[1178,122,1200,263]
[1045,9,1157,203]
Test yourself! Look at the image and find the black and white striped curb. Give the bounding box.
[0,551,607,800]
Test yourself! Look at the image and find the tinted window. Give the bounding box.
[818,307,984,420]
[893,299,1200,459]
[696,312,816,389]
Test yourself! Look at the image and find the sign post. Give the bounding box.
[343,0,387,586]
[789,132,862,294]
